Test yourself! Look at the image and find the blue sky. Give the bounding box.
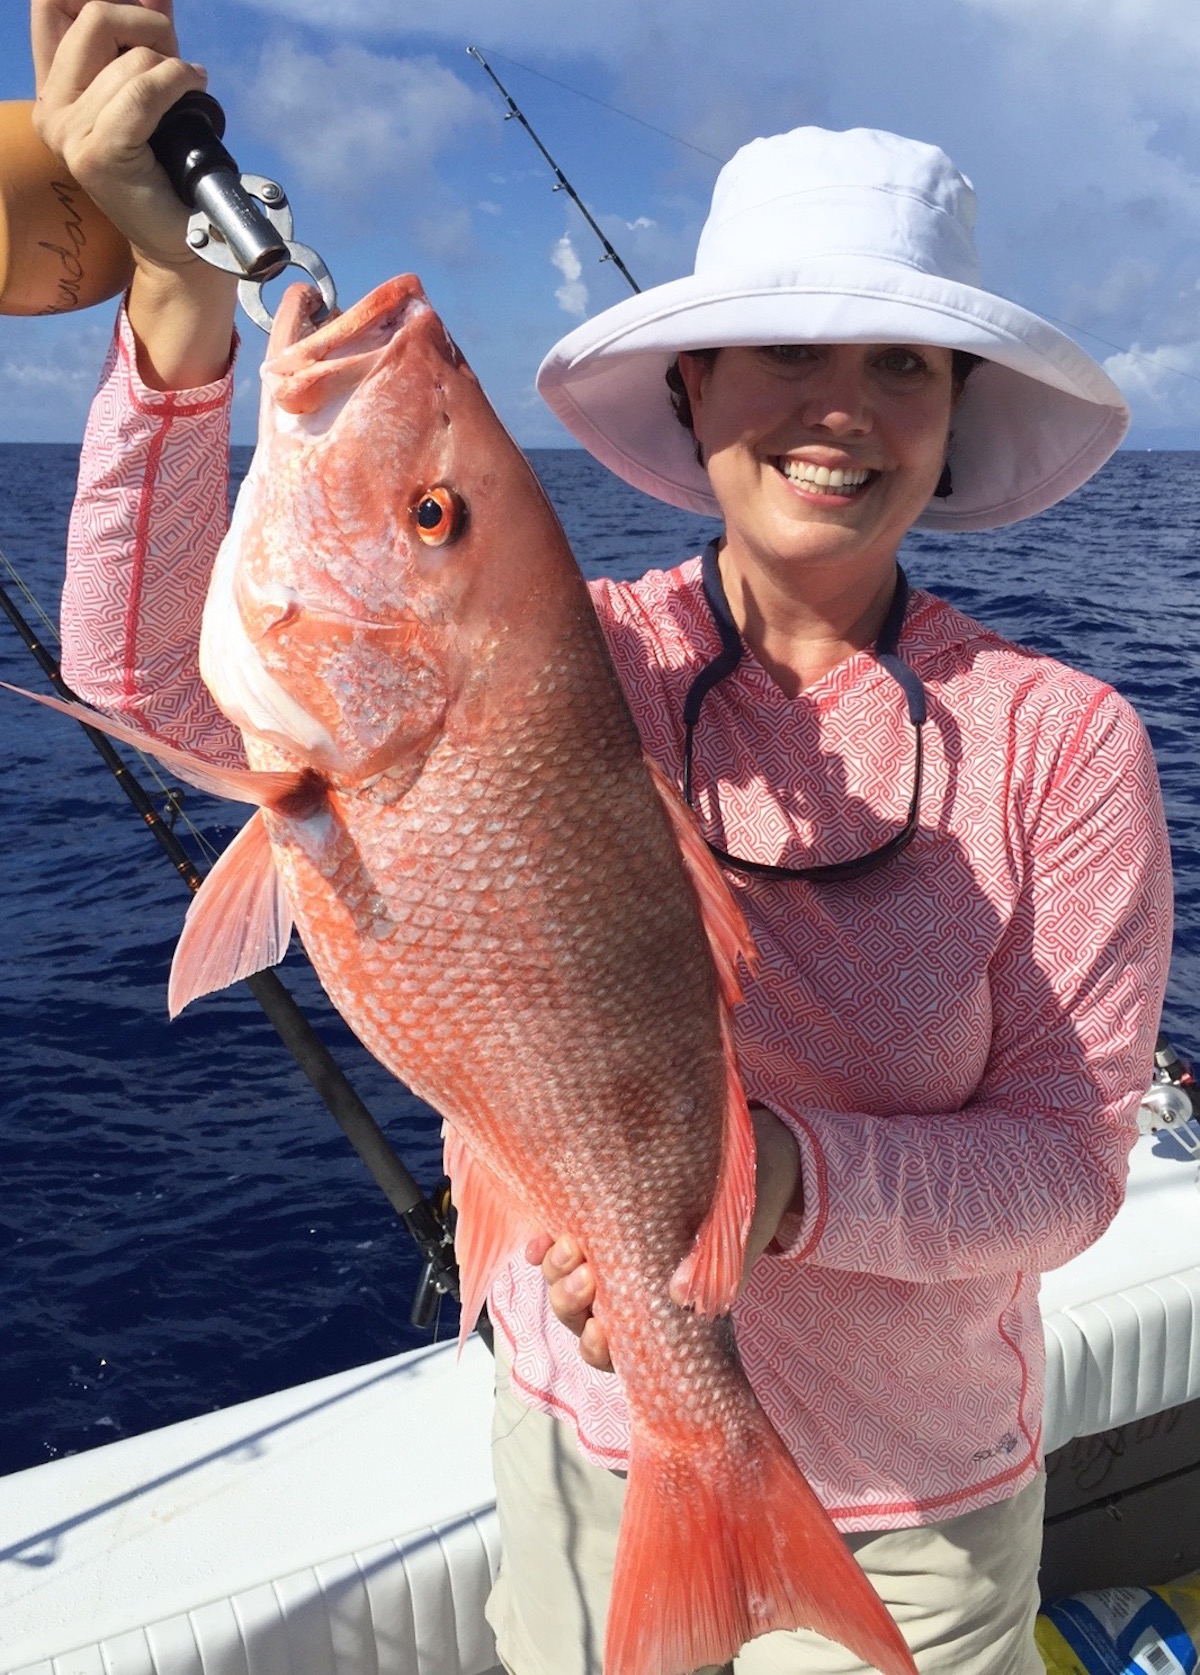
[2,0,1200,446]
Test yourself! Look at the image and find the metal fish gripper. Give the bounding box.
[150,91,337,332]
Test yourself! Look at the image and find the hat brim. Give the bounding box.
[536,260,1129,532]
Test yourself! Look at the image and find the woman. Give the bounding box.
[33,4,1172,1673]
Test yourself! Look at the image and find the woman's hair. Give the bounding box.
[665,349,719,440]
[665,347,984,448]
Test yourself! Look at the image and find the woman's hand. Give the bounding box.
[526,1231,614,1371]
[30,0,238,387]
[33,1,205,268]
[528,1104,803,1375]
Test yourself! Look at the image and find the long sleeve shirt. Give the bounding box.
[61,308,1173,1530]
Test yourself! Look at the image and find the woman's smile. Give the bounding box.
[772,455,879,502]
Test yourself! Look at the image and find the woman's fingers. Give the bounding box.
[543,1236,597,1338]
[35,3,182,151]
[526,1233,615,1373]
[525,1110,802,1373]
[742,1104,802,1271]
[32,1,176,97]
[29,0,236,387]
[32,0,84,92]
[46,58,206,266]
[524,1233,555,1266]
[70,49,205,162]
[577,1317,613,1372]
[32,0,103,92]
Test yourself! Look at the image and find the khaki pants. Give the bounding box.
[485,1351,1046,1675]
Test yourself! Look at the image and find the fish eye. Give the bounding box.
[412,485,466,547]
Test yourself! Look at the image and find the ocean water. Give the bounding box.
[0,443,1197,1479]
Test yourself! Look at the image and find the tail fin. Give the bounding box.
[606,1413,917,1675]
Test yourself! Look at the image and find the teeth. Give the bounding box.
[780,461,871,492]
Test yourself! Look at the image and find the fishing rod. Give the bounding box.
[466,52,1200,402]
[467,45,642,295]
[0,557,463,1333]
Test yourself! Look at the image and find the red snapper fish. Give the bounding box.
[11,277,915,1675]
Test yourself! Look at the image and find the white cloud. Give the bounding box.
[231,39,497,245]
[1104,340,1200,434]
[962,0,1200,72]
[2,359,85,392]
[551,234,587,318]
[236,0,674,58]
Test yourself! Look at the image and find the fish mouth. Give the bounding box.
[264,274,441,420]
[269,273,429,355]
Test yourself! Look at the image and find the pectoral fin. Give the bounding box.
[0,682,309,807]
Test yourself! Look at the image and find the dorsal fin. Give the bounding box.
[645,754,758,1318]
[643,754,757,1005]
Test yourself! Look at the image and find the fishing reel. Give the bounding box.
[408,1176,461,1333]
[1137,1031,1200,1155]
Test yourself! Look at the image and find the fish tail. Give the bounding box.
[605,1413,917,1675]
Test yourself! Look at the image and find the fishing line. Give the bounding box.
[1035,318,1200,389]
[469,51,1200,394]
[0,543,55,637]
[474,46,726,164]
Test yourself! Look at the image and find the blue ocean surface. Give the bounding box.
[0,442,1196,1479]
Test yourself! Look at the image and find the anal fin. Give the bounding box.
[442,1123,538,1352]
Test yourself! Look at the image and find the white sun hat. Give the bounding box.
[536,126,1129,532]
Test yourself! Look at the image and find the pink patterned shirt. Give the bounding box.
[62,309,1173,1531]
